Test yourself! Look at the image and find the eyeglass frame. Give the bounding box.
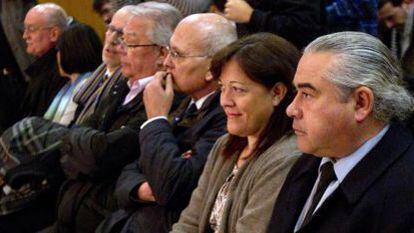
[117,36,159,49]
[165,45,211,60]
[23,25,55,33]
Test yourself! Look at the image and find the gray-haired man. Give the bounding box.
[267,31,414,233]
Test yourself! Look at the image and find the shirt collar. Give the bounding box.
[320,124,390,183]
[127,75,153,91]
[189,91,215,110]
[104,69,113,77]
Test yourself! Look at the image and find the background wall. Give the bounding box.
[38,0,106,40]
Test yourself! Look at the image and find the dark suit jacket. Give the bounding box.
[97,91,227,233]
[237,0,326,49]
[54,78,149,233]
[267,123,414,233]
[21,48,67,118]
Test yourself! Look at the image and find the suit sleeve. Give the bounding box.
[114,161,148,209]
[59,126,140,180]
[243,0,324,48]
[138,113,226,209]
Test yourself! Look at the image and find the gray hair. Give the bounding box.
[304,31,414,122]
[32,3,69,30]
[180,13,238,56]
[129,2,182,46]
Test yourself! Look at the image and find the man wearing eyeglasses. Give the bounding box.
[97,13,237,233]
[52,3,184,233]
[19,3,69,120]
[72,5,135,124]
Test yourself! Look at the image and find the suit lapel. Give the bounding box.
[339,123,412,204]
[299,123,413,230]
[270,155,320,232]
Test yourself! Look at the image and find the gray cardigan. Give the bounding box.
[171,133,301,233]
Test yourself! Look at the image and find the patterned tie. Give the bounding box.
[302,161,337,226]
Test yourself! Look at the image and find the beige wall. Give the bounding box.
[38,0,106,40]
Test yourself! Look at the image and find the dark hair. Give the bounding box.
[210,32,300,158]
[56,23,102,74]
[93,0,109,12]
[212,0,226,11]
[379,0,403,8]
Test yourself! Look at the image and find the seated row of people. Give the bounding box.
[1,2,414,233]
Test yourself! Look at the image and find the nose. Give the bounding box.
[385,20,395,29]
[23,30,28,40]
[163,53,173,69]
[286,95,302,119]
[220,87,235,108]
[118,42,127,56]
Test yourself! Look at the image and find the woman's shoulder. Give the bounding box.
[207,133,230,160]
[259,133,301,164]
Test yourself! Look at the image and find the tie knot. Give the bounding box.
[319,162,337,184]
[186,103,198,116]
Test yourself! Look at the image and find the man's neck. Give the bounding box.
[106,65,118,75]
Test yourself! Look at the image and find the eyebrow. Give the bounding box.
[218,80,247,86]
[124,31,138,38]
[296,83,318,92]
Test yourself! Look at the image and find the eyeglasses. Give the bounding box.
[23,25,54,33]
[119,37,159,49]
[106,25,123,35]
[166,46,211,60]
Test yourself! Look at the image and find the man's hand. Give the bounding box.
[143,71,174,119]
[137,182,155,202]
[224,0,254,23]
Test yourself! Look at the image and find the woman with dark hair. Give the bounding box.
[171,32,301,233]
[44,23,102,126]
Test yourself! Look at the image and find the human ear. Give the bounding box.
[49,27,61,43]
[271,82,287,106]
[205,70,214,82]
[353,86,374,123]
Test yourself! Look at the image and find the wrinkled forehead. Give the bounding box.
[25,8,48,25]
[123,17,153,41]
[170,22,207,53]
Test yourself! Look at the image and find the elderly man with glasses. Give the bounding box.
[97,13,237,233]
[19,3,69,121]
[72,5,134,125]
[50,2,184,233]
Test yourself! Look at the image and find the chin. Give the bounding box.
[227,127,247,138]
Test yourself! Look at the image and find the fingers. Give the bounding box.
[165,74,174,96]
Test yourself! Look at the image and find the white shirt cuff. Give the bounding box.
[140,116,168,130]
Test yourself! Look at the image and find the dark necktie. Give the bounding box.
[302,161,337,226]
[184,103,197,118]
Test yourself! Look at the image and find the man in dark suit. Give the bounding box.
[267,31,414,233]
[72,5,133,125]
[52,3,184,233]
[97,13,237,233]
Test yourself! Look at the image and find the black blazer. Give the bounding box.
[267,123,414,233]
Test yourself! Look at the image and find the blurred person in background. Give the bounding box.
[93,0,116,26]
[20,3,69,119]
[325,0,378,36]
[0,22,102,233]
[213,0,325,49]
[44,23,102,126]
